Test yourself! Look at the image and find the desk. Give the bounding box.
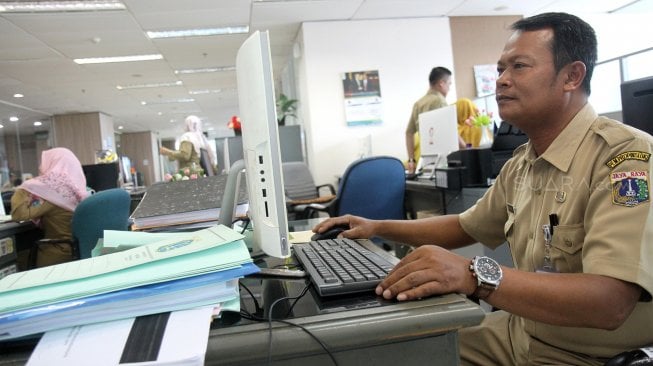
[211,274,484,365]
[0,220,485,366]
[0,221,41,275]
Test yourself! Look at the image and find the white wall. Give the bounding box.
[297,18,455,185]
[584,13,653,62]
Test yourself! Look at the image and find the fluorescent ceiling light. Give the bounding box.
[141,98,195,105]
[0,1,125,13]
[34,121,42,126]
[147,26,249,39]
[175,66,236,74]
[117,80,182,90]
[189,89,222,95]
[13,93,24,98]
[74,54,163,65]
[9,116,18,122]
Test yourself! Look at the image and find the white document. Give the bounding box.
[27,306,215,366]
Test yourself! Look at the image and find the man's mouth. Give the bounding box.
[496,94,515,103]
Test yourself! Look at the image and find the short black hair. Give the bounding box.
[429,66,452,86]
[511,12,597,95]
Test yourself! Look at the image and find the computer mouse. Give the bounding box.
[311,225,350,241]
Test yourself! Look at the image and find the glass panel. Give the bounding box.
[0,107,52,190]
[623,49,653,81]
[589,60,622,114]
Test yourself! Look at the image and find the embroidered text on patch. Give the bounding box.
[611,170,650,207]
[606,151,651,169]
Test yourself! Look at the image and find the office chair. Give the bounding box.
[282,161,336,220]
[200,148,216,177]
[307,156,406,220]
[29,188,131,268]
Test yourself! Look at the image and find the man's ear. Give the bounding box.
[563,61,587,92]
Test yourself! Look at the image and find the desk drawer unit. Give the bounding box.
[0,236,18,279]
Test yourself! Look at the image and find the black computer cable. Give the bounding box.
[265,283,338,366]
[231,217,251,234]
[238,281,262,316]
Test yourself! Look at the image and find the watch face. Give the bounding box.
[476,257,502,283]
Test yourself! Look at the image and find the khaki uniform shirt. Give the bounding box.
[460,104,653,358]
[405,90,448,135]
[11,188,74,267]
[167,140,200,170]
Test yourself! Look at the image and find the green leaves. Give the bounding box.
[276,93,298,125]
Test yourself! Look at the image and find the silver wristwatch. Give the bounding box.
[469,256,503,299]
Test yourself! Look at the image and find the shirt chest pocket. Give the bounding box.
[550,223,585,273]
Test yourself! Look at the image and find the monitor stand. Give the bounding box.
[418,154,446,180]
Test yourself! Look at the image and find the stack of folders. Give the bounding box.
[0,225,259,341]
[130,175,249,231]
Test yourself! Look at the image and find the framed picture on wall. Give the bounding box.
[473,64,499,97]
[341,70,383,126]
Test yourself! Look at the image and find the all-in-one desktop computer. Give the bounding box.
[231,31,397,297]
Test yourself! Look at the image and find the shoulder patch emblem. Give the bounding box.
[606,151,651,169]
[611,170,650,207]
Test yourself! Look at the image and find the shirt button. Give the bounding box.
[528,232,534,239]
[564,239,573,247]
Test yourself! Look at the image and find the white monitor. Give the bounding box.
[235,30,290,259]
[418,105,458,175]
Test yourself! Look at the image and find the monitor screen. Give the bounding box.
[621,76,653,136]
[418,105,458,169]
[82,163,120,192]
[235,30,290,259]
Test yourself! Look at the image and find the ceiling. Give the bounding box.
[0,0,651,140]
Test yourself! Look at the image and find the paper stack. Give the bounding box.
[0,225,258,341]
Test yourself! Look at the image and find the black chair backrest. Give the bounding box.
[200,148,216,176]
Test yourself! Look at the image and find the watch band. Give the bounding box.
[472,283,495,300]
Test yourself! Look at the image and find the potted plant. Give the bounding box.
[276,93,298,126]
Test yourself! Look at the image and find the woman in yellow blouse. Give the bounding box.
[456,98,483,148]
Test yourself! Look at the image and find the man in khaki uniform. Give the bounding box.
[405,66,452,174]
[313,12,652,365]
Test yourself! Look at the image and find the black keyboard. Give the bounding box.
[293,238,399,297]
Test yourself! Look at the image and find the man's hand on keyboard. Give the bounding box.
[375,245,476,301]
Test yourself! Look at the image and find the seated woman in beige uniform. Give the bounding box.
[11,147,89,268]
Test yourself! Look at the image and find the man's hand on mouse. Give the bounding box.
[312,214,376,239]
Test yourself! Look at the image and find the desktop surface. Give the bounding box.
[211,254,484,365]
[0,219,485,366]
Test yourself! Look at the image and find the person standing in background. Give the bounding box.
[11,147,89,268]
[405,66,452,173]
[160,115,217,172]
[456,98,483,148]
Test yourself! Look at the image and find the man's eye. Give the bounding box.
[513,63,525,69]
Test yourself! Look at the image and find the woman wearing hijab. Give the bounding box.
[160,115,216,172]
[11,147,89,267]
[456,98,483,148]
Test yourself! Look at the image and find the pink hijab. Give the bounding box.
[20,148,89,212]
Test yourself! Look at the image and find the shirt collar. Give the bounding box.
[525,103,597,172]
[427,89,444,98]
